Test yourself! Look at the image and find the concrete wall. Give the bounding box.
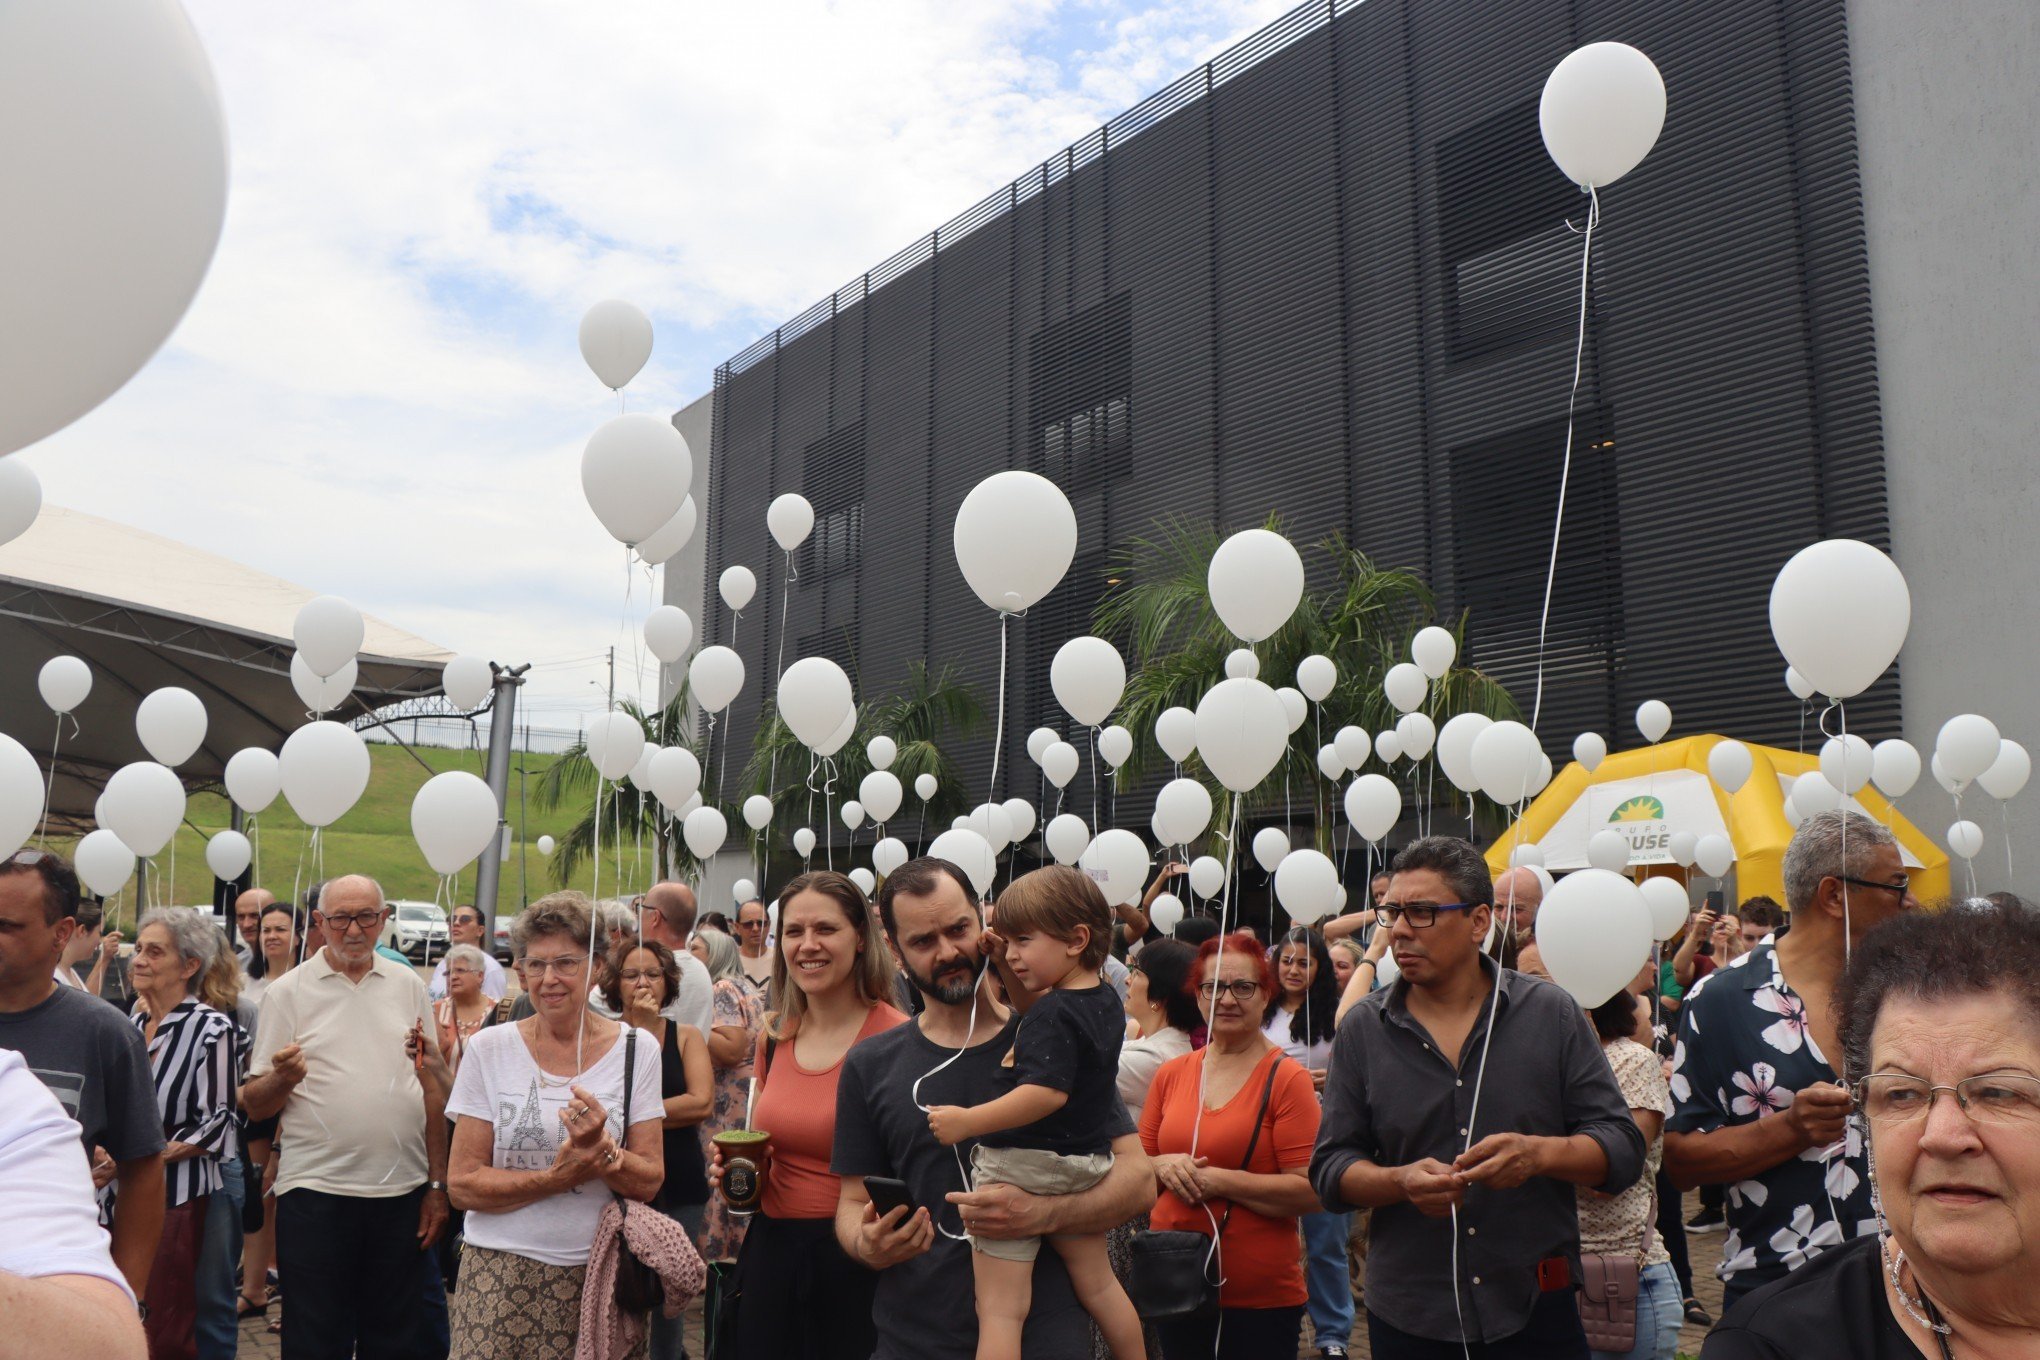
[1848,0,2040,897]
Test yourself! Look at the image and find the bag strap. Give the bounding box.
[1636,1187,1657,1262]
[621,1026,638,1126]
[1214,1053,1285,1236]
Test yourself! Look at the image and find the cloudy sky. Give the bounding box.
[23,0,1293,737]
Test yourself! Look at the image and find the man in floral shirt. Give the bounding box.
[1662,810,1917,1311]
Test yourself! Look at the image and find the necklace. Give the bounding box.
[1885,1236,1955,1358]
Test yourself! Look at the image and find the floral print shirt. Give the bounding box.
[1666,942,1875,1293]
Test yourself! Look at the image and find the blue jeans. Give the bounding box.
[1301,1209,1356,1347]
[196,1158,246,1360]
[648,1201,707,1360]
[1589,1261,1682,1360]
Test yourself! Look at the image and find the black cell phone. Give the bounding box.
[864,1176,915,1219]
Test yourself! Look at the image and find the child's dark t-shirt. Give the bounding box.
[977,984,1124,1156]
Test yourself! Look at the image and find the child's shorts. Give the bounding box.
[966,1144,1115,1261]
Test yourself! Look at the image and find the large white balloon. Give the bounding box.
[1437,714,1494,794]
[443,655,492,712]
[1154,708,1198,765]
[1470,720,1543,806]
[1708,739,1753,794]
[0,735,45,857]
[290,653,356,716]
[1154,778,1214,845]
[1573,732,1607,773]
[1937,714,2002,785]
[1769,540,1912,700]
[643,607,695,665]
[1980,741,2032,802]
[100,760,185,856]
[0,0,227,457]
[1586,828,1632,874]
[1872,740,1922,799]
[1098,726,1134,770]
[953,471,1077,614]
[777,657,854,750]
[1079,829,1150,908]
[841,800,866,833]
[37,655,91,715]
[578,300,653,390]
[1535,868,1654,1007]
[1195,679,1289,793]
[1538,42,1667,189]
[583,415,692,547]
[75,828,136,897]
[1206,529,1304,643]
[1383,663,1428,714]
[860,771,904,825]
[872,836,909,878]
[1251,827,1289,874]
[293,596,363,681]
[742,794,773,831]
[411,772,500,875]
[688,647,745,714]
[136,687,207,767]
[1693,834,1735,879]
[719,565,756,613]
[1044,814,1090,865]
[767,493,816,552]
[1148,894,1185,936]
[1040,742,1080,790]
[1001,798,1036,844]
[867,736,898,771]
[584,712,646,782]
[635,496,698,566]
[1947,820,1984,860]
[1333,726,1370,771]
[1296,655,1337,703]
[793,826,816,858]
[683,806,728,859]
[1820,734,1875,796]
[223,748,281,815]
[929,827,998,898]
[1635,700,1672,745]
[649,746,703,811]
[0,456,41,548]
[1638,876,1691,943]
[1411,626,1457,680]
[1274,849,1340,924]
[1395,712,1437,760]
[1187,856,1225,900]
[1344,774,1401,843]
[1050,637,1126,727]
[915,773,938,802]
[278,722,369,828]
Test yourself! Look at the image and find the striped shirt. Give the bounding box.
[132,999,238,1207]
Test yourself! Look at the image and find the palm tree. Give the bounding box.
[532,688,720,888]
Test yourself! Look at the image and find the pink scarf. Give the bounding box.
[576,1199,706,1360]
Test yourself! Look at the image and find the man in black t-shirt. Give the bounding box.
[832,857,1156,1360]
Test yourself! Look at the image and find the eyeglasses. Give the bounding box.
[617,968,663,983]
[520,956,589,977]
[446,967,482,977]
[1197,979,1263,1002]
[319,910,386,932]
[1854,1073,2040,1124]
[1839,876,1913,898]
[451,914,481,927]
[1375,902,1477,929]
[739,919,765,930]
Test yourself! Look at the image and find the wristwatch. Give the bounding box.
[425,1180,448,1193]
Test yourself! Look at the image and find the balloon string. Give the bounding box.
[37,713,62,849]
[1087,726,1100,835]
[986,612,1012,805]
[1527,184,1600,740]
[592,776,604,903]
[766,548,795,818]
[823,757,838,873]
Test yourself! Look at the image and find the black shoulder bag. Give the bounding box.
[1127,1055,1283,1322]
[612,1027,666,1314]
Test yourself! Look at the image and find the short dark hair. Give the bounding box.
[697,911,732,935]
[1837,900,2040,1084]
[1129,940,1203,1032]
[0,850,82,925]
[601,938,682,1013]
[1737,896,1784,931]
[1588,989,1644,1044]
[449,903,482,924]
[73,898,105,934]
[874,857,979,941]
[993,866,1113,970]
[1390,835,1492,908]
[1173,915,1221,948]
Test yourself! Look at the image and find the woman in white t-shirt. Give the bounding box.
[446,892,664,1360]
[1266,927,1352,1360]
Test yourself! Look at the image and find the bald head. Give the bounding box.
[641,881,697,950]
[1492,867,1545,928]
[235,887,277,948]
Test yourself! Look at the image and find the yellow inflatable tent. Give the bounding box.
[1482,735,1952,908]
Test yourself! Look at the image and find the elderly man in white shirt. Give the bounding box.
[426,904,506,1001]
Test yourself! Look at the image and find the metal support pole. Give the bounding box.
[474,663,530,940]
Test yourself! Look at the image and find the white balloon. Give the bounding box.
[1224,649,1260,680]
[578,299,653,390]
[1708,739,1754,795]
[0,0,228,457]
[777,657,855,750]
[1275,689,1308,736]
[688,646,745,714]
[1001,798,1036,844]
[1586,828,1632,874]
[1374,730,1404,765]
[860,772,904,825]
[683,806,728,859]
[1693,833,1735,879]
[1154,778,1214,846]
[793,827,817,857]
[867,736,898,771]
[537,835,557,856]
[719,565,757,613]
[0,735,45,858]
[135,687,207,767]
[223,748,280,815]
[1535,868,1655,1008]
[1252,827,1289,874]
[1937,714,2002,785]
[915,773,938,802]
[1043,813,1090,865]
[1296,655,1337,703]
[643,607,695,665]
[1051,637,1126,727]
[1769,539,1912,700]
[1154,708,1198,765]
[1573,732,1606,773]
[953,471,1077,614]
[1538,42,1667,189]
[1635,700,1672,745]
[929,828,998,897]
[1187,856,1225,900]
[1785,667,1816,701]
[1820,734,1875,796]
[742,794,773,831]
[292,596,363,681]
[848,867,876,896]
[635,496,698,566]
[1792,770,1845,817]
[1207,529,1304,643]
[1316,744,1344,780]
[649,746,703,810]
[967,802,1013,853]
[841,800,866,833]
[37,655,91,715]
[75,828,136,897]
[1948,820,1984,860]
[1027,728,1060,766]
[1079,829,1150,907]
[767,493,816,552]
[582,713,644,783]
[732,878,758,905]
[1530,752,1555,797]
[99,761,184,857]
[1149,808,1170,847]
[1098,726,1134,770]
[1510,842,1545,869]
[1383,663,1428,714]
[1781,794,1804,830]
[1275,849,1340,924]
[1980,741,2032,801]
[1148,894,1185,936]
[1470,720,1543,806]
[278,722,369,828]
[1041,742,1080,790]
[674,795,703,824]
[1395,712,1436,761]
[1872,740,1921,799]
[1638,876,1690,942]
[1411,626,1458,680]
[1195,679,1290,793]
[0,450,42,547]
[1669,830,1698,868]
[583,414,691,546]
[872,837,909,878]
[443,655,492,711]
[814,708,857,759]
[1932,753,1962,795]
[1437,714,1494,794]
[1344,774,1401,843]
[1333,726,1369,771]
[411,771,500,876]
[290,653,356,716]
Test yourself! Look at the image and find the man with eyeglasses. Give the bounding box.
[243,874,450,1359]
[1310,836,1645,1357]
[1664,810,1916,1312]
[425,905,505,1003]
[735,898,774,992]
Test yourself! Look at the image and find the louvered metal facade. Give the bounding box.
[702,0,1891,827]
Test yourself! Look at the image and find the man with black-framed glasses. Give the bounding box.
[1310,836,1644,1357]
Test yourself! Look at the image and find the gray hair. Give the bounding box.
[442,943,490,977]
[593,898,637,941]
[511,890,592,955]
[138,907,220,993]
[692,926,745,985]
[1781,810,1898,913]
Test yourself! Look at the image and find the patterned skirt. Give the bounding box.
[450,1244,646,1360]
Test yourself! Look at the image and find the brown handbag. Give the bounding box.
[1576,1192,1653,1351]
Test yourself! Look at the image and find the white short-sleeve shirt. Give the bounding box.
[0,1050,133,1299]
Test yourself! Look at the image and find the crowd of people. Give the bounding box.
[3,804,2037,1360]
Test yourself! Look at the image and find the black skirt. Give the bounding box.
[729,1212,878,1360]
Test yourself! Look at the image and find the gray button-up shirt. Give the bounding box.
[1310,959,1646,1344]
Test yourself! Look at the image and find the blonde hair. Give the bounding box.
[198,927,242,1013]
[767,871,895,1041]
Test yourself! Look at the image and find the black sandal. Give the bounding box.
[237,1292,269,1320]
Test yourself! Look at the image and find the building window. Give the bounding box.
[1030,294,1133,490]
[801,422,864,580]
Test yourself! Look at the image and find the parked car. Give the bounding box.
[493,913,518,964]
[381,900,450,962]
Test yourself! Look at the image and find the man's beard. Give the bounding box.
[905,951,985,1006]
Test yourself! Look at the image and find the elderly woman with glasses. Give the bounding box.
[434,944,501,1074]
[1703,900,2040,1359]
